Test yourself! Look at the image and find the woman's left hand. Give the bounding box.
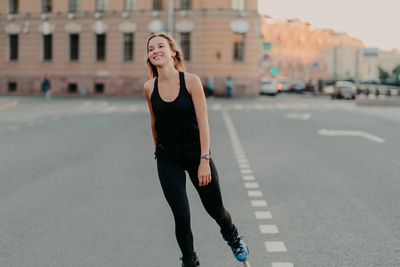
[198,160,212,187]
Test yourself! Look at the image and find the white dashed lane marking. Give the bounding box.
[221,109,293,266]
[260,225,279,234]
[242,175,255,181]
[265,241,287,252]
[244,182,259,189]
[250,200,268,207]
[255,211,272,219]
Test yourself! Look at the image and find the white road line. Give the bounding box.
[244,182,259,189]
[248,190,263,197]
[241,169,253,174]
[237,159,248,164]
[265,241,287,252]
[233,104,243,110]
[255,211,272,219]
[285,113,311,120]
[221,109,291,264]
[318,129,386,143]
[211,104,222,110]
[260,225,279,234]
[242,175,255,181]
[251,200,268,207]
[271,263,294,267]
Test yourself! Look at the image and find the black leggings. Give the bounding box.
[156,156,235,259]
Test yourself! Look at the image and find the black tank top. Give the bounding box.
[151,72,200,151]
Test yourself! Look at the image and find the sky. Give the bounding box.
[258,0,400,50]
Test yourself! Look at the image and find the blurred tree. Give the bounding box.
[378,66,389,81]
[392,65,400,81]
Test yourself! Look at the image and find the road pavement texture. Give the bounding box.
[0,95,399,266]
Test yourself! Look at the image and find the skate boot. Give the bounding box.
[227,236,249,262]
[222,225,249,262]
[181,253,200,267]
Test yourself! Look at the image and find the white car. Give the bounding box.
[260,79,279,96]
[332,81,357,99]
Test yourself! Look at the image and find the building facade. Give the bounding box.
[261,16,364,82]
[0,0,261,96]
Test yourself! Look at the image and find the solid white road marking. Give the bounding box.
[265,241,287,252]
[260,225,279,234]
[255,211,272,219]
[318,129,386,143]
[251,200,268,207]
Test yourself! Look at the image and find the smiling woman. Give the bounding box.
[142,32,250,267]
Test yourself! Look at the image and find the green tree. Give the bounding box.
[378,66,389,81]
[392,65,400,81]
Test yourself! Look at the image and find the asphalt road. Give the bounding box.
[0,95,399,267]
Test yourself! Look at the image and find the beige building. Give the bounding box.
[361,48,400,81]
[377,48,400,75]
[261,16,364,82]
[0,0,261,96]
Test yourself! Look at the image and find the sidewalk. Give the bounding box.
[356,95,400,107]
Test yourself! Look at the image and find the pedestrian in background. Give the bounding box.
[225,76,233,98]
[205,75,215,97]
[41,75,51,99]
[143,32,249,267]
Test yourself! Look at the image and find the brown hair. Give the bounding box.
[146,32,186,78]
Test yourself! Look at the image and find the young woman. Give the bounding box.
[143,32,249,267]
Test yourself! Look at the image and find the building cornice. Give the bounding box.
[0,10,260,22]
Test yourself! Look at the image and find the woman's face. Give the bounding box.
[148,36,176,67]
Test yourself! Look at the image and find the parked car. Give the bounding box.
[289,79,306,93]
[278,79,291,92]
[332,81,357,99]
[260,79,279,96]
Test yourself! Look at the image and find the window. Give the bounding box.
[9,34,18,61]
[95,83,104,93]
[153,0,162,10]
[123,0,135,11]
[232,0,245,11]
[69,0,79,13]
[233,33,245,61]
[68,83,78,93]
[41,0,52,13]
[70,34,79,61]
[123,33,134,61]
[180,33,191,61]
[9,0,19,14]
[43,34,53,61]
[95,0,106,12]
[181,0,191,10]
[8,82,17,92]
[96,34,106,61]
